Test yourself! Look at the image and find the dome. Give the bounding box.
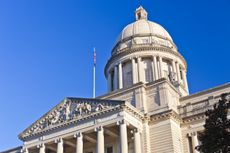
[112,6,177,54]
[116,20,173,43]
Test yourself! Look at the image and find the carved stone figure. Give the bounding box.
[82,103,91,114]
[50,110,61,125]
[95,103,104,111]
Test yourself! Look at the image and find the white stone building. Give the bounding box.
[1,6,230,153]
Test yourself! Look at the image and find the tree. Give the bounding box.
[196,93,230,153]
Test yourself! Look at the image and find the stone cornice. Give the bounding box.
[122,102,145,121]
[180,82,230,101]
[97,82,145,99]
[104,46,187,76]
[149,109,182,125]
[182,112,206,124]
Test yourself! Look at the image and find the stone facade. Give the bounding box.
[1,6,230,153]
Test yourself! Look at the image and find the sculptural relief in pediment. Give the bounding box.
[24,98,122,137]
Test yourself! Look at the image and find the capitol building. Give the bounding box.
[2,6,230,153]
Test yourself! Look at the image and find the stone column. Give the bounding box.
[55,138,63,153]
[118,62,123,89]
[74,132,83,153]
[137,57,144,82]
[151,57,155,81]
[172,60,177,80]
[133,129,142,153]
[176,62,181,83]
[192,133,199,153]
[95,126,104,153]
[37,144,45,153]
[107,72,112,92]
[182,70,189,92]
[132,58,137,84]
[22,148,29,153]
[117,120,128,153]
[113,65,118,90]
[159,56,163,78]
[153,56,158,80]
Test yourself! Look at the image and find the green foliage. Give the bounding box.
[196,93,230,153]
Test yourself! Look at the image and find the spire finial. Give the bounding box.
[135,6,148,21]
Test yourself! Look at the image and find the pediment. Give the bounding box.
[19,98,124,140]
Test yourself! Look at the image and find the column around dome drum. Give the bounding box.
[107,72,112,92]
[153,56,159,81]
[176,62,181,83]
[151,58,155,81]
[158,56,163,78]
[172,60,177,80]
[182,69,189,93]
[132,58,138,84]
[118,62,123,89]
[137,57,144,82]
[113,65,118,90]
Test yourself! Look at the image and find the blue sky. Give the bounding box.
[0,0,230,151]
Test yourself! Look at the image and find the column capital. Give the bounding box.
[192,131,198,136]
[116,119,129,126]
[187,131,198,137]
[74,132,83,138]
[133,128,141,133]
[94,126,103,132]
[21,148,28,153]
[37,143,45,148]
[55,138,63,143]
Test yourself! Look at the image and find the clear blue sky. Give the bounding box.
[0,0,230,151]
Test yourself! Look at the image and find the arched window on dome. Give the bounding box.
[122,62,133,88]
[143,58,153,83]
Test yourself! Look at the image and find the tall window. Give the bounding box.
[143,59,153,83]
[123,62,133,88]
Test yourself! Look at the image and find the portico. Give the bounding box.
[20,98,144,153]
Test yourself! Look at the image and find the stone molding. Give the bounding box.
[182,113,206,124]
[149,110,182,124]
[112,33,176,52]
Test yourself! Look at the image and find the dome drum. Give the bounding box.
[105,52,188,93]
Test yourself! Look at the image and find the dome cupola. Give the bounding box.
[135,6,148,20]
[105,6,189,96]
